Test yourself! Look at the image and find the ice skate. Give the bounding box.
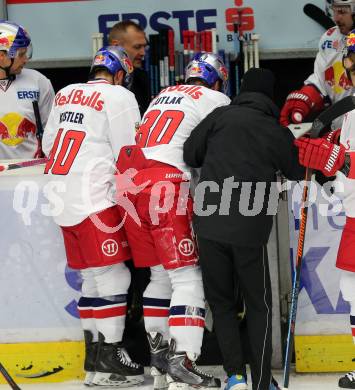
[339,371,355,388]
[147,332,169,389]
[83,330,98,387]
[224,374,247,390]
[92,332,144,387]
[166,339,221,390]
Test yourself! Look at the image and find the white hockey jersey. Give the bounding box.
[137,85,231,173]
[305,26,352,128]
[42,79,140,226]
[335,109,355,217]
[0,68,54,159]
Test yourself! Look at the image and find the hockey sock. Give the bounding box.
[93,294,127,343]
[143,297,170,340]
[78,297,98,341]
[349,301,355,344]
[168,266,205,355]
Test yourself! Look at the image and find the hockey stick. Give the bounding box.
[0,362,21,390]
[282,94,355,390]
[303,4,334,30]
[32,100,45,158]
[0,157,48,172]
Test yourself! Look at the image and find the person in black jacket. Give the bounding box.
[183,68,304,390]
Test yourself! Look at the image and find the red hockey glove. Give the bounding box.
[294,137,345,177]
[321,128,341,144]
[280,85,324,126]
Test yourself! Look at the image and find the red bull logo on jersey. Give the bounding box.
[325,62,352,93]
[55,89,104,111]
[0,113,36,146]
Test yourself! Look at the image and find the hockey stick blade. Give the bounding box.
[288,123,312,139]
[303,3,334,30]
[0,362,21,390]
[310,95,355,138]
[0,157,48,172]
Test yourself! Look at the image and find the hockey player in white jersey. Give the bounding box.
[0,21,54,159]
[42,46,143,387]
[280,0,355,129]
[116,53,230,390]
[294,30,355,389]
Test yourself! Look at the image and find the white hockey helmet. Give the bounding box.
[0,20,32,58]
[331,0,355,14]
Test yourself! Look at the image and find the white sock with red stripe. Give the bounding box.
[143,297,170,340]
[93,294,127,343]
[168,266,205,356]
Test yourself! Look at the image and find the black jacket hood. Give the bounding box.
[232,91,280,120]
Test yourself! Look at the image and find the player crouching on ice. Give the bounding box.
[42,47,143,387]
[116,53,230,390]
[294,30,355,389]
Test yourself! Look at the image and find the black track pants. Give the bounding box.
[198,237,272,390]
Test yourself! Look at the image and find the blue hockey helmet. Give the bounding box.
[343,29,355,84]
[0,20,32,59]
[90,46,134,88]
[185,52,229,93]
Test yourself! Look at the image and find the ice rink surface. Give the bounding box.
[0,367,346,390]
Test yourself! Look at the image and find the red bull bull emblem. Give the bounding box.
[0,113,35,146]
[220,66,228,81]
[93,54,105,65]
[190,65,203,75]
[0,34,15,50]
[123,57,134,73]
[0,37,10,47]
[347,33,355,48]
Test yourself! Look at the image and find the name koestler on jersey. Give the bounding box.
[42,79,140,227]
[0,68,54,159]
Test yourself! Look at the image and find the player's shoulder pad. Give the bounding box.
[104,85,139,111]
[201,86,231,104]
[20,68,52,84]
[319,26,342,49]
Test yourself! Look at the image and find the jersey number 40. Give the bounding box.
[44,129,85,175]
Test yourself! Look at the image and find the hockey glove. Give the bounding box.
[322,128,341,144]
[294,137,345,177]
[280,85,324,126]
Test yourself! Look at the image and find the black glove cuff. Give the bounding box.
[340,153,351,177]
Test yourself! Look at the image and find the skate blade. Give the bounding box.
[92,372,144,387]
[84,371,96,386]
[167,376,221,390]
[151,367,168,389]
